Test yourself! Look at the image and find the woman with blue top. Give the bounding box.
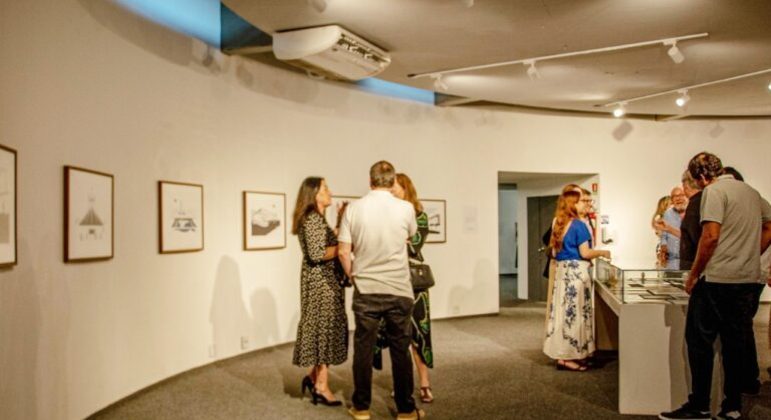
[543,190,610,371]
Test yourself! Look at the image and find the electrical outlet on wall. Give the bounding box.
[208,344,216,358]
[240,336,249,350]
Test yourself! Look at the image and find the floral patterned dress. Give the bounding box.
[292,211,348,367]
[543,220,595,360]
[374,211,434,369]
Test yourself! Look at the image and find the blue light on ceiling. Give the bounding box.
[356,78,436,105]
[113,0,220,47]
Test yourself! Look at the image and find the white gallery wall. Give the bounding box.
[1,1,771,419]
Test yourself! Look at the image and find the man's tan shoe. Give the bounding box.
[396,409,426,419]
[348,407,371,420]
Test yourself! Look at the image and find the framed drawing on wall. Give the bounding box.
[0,144,17,267]
[159,181,204,254]
[243,191,286,250]
[420,199,446,243]
[64,166,114,262]
[325,195,359,230]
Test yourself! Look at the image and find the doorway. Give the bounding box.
[527,195,558,302]
[498,184,519,307]
[497,171,599,303]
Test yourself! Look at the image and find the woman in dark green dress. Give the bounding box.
[374,173,435,403]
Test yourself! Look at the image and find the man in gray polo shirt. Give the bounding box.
[338,160,421,420]
[661,152,771,420]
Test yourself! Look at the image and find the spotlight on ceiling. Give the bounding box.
[768,81,771,91]
[461,0,475,7]
[307,0,327,13]
[525,60,540,80]
[612,103,627,118]
[675,89,690,107]
[431,74,449,92]
[665,40,685,64]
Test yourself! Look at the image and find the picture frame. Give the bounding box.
[243,191,286,251]
[325,195,359,230]
[420,199,447,243]
[158,181,204,254]
[64,166,114,262]
[0,144,17,267]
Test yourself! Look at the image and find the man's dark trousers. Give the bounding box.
[741,283,766,392]
[685,280,759,412]
[352,291,416,414]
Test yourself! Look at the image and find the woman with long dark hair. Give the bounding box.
[543,190,610,371]
[291,177,347,407]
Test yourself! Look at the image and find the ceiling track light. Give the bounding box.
[431,74,449,92]
[408,32,708,79]
[307,0,328,13]
[665,40,685,64]
[675,89,690,107]
[613,103,627,118]
[768,81,771,91]
[604,67,771,111]
[525,60,540,80]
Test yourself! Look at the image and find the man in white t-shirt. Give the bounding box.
[338,161,420,420]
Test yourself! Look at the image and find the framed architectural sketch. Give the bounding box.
[420,199,446,243]
[64,166,114,262]
[159,181,204,254]
[243,191,286,250]
[325,195,359,229]
[0,145,17,267]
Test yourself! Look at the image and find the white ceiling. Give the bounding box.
[223,0,771,118]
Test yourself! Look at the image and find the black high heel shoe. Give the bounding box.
[301,376,314,397]
[311,388,343,406]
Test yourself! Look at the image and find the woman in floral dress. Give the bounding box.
[543,190,610,371]
[291,177,348,406]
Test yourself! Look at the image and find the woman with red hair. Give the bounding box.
[543,190,610,371]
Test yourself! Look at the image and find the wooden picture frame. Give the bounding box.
[243,191,286,251]
[420,199,447,244]
[0,144,17,267]
[158,181,204,254]
[64,166,114,262]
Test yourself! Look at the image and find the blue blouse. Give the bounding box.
[554,220,592,261]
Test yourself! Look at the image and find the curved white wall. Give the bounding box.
[2,1,771,419]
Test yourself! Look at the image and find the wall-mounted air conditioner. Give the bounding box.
[272,25,391,81]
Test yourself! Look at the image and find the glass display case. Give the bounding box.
[595,259,689,305]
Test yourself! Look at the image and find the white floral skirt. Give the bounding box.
[543,259,595,360]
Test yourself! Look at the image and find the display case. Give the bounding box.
[592,260,723,416]
[595,258,689,305]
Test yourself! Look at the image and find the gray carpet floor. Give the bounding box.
[90,303,771,420]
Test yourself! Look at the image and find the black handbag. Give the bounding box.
[409,262,435,291]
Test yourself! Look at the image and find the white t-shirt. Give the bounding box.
[338,189,418,300]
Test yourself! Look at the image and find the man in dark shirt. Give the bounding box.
[679,170,703,270]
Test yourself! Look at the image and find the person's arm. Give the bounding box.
[685,221,721,294]
[337,205,354,279]
[579,242,610,260]
[665,225,682,238]
[407,208,418,238]
[761,221,771,255]
[321,246,337,261]
[303,215,332,263]
[338,241,353,279]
